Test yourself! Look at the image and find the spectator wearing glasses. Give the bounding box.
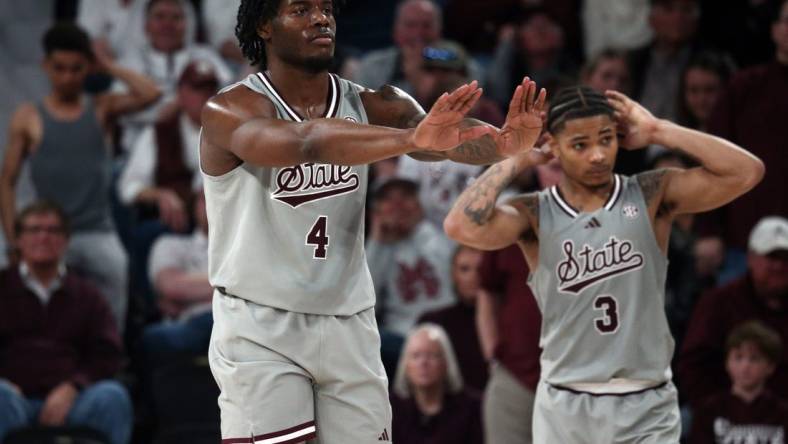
[356,0,483,94]
[0,201,131,444]
[399,40,501,229]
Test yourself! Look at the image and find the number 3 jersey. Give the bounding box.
[201,72,375,315]
[527,174,674,387]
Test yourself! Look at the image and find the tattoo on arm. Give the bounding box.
[637,168,676,217]
[448,135,503,165]
[510,194,539,238]
[460,162,519,226]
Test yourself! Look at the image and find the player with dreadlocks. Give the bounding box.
[444,86,764,442]
[201,0,547,443]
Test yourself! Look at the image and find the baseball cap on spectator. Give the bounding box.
[373,177,419,200]
[422,40,469,74]
[178,59,219,91]
[748,216,788,255]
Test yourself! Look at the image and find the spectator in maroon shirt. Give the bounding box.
[679,216,788,408]
[419,245,489,392]
[694,0,788,278]
[391,324,483,444]
[477,245,541,444]
[689,321,788,443]
[0,201,131,444]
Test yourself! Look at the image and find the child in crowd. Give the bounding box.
[689,321,788,443]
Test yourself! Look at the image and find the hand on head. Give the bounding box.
[605,90,660,150]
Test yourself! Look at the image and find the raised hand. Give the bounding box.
[605,90,659,149]
[412,81,497,151]
[495,77,547,157]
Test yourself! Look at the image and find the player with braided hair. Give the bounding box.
[201,1,547,443]
[445,85,764,442]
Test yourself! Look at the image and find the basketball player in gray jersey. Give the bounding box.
[445,86,765,443]
[199,1,545,443]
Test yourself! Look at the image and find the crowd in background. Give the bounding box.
[0,0,787,443]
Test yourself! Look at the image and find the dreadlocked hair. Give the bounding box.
[235,0,345,68]
[546,86,616,134]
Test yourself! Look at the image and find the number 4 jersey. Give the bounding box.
[528,174,674,388]
[201,72,375,315]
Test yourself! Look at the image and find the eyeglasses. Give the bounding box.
[423,47,459,62]
[20,225,65,235]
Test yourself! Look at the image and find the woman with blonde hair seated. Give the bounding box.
[391,323,483,444]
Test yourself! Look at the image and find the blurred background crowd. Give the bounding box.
[0,0,787,443]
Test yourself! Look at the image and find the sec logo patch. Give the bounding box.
[622,203,639,219]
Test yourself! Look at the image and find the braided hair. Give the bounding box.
[546,86,616,134]
[235,0,345,68]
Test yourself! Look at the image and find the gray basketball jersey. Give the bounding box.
[528,174,674,386]
[202,72,375,315]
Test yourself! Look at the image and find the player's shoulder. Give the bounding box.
[202,82,277,129]
[359,84,423,128]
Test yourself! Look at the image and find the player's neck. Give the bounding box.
[264,59,331,118]
[731,381,766,404]
[557,175,615,213]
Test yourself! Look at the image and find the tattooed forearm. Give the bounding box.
[460,162,519,225]
[446,135,503,165]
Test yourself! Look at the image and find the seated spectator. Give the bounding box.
[140,190,211,364]
[418,246,488,392]
[486,6,577,111]
[581,48,632,95]
[356,0,483,93]
[398,40,496,229]
[115,0,233,151]
[679,216,788,408]
[366,178,455,374]
[0,22,161,332]
[693,1,788,280]
[201,0,244,68]
[367,178,455,335]
[676,51,736,132]
[629,0,703,122]
[413,40,504,126]
[118,59,218,230]
[477,245,542,444]
[391,324,483,444]
[0,201,131,444]
[77,0,198,61]
[582,0,653,59]
[689,321,788,443]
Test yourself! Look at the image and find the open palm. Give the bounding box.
[412,81,495,151]
[496,77,547,157]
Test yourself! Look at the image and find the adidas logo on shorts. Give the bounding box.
[378,428,390,441]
